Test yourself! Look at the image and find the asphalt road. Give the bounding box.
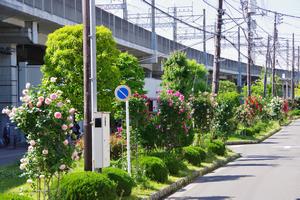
[0,147,26,166]
[166,120,300,200]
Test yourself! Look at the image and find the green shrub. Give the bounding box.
[51,172,117,200]
[290,109,300,116]
[139,156,169,183]
[206,140,226,156]
[150,151,186,175]
[218,80,238,93]
[102,167,135,197]
[240,127,255,136]
[212,91,240,138]
[183,146,206,166]
[0,194,32,200]
[253,121,267,133]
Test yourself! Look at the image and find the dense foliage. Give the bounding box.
[51,172,117,200]
[218,80,237,93]
[116,52,145,94]
[139,156,169,183]
[0,194,33,200]
[42,25,120,113]
[190,92,214,133]
[162,51,208,96]
[206,140,226,156]
[149,151,185,175]
[103,167,135,197]
[183,146,206,166]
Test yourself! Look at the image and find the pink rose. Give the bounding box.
[36,101,42,107]
[61,124,68,131]
[54,112,62,119]
[57,102,63,107]
[166,89,173,95]
[45,98,52,105]
[29,140,36,146]
[174,91,181,97]
[69,108,76,114]
[117,127,123,133]
[179,95,184,102]
[50,93,57,100]
[28,146,33,152]
[63,139,69,146]
[38,96,44,102]
[59,164,66,170]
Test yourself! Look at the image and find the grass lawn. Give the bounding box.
[0,151,236,199]
[227,121,281,142]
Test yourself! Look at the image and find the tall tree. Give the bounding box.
[42,25,121,114]
[162,51,207,96]
[116,52,145,93]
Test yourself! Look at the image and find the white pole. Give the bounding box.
[90,0,97,171]
[126,100,131,175]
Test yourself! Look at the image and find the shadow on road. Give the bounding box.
[195,175,254,183]
[226,163,278,167]
[241,155,287,160]
[166,195,233,200]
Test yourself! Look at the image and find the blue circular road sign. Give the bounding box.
[115,85,131,101]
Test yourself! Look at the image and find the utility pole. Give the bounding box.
[151,0,157,63]
[203,9,207,67]
[264,35,271,97]
[292,33,295,100]
[286,39,289,99]
[173,7,177,42]
[272,12,277,96]
[237,27,242,92]
[298,46,300,84]
[123,0,128,20]
[246,1,253,97]
[82,0,92,171]
[212,0,223,94]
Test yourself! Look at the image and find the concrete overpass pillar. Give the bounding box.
[0,43,18,143]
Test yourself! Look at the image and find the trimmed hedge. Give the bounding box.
[150,152,186,175]
[183,146,206,166]
[51,171,117,200]
[103,167,135,197]
[0,194,33,200]
[140,156,169,183]
[207,140,226,156]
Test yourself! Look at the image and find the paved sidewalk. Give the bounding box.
[0,147,26,166]
[166,119,300,200]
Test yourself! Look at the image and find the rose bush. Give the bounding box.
[2,77,80,198]
[154,90,194,149]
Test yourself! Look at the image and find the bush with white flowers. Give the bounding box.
[2,77,80,198]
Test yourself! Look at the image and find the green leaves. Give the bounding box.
[42,25,121,115]
[162,51,208,97]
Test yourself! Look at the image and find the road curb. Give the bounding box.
[139,152,241,200]
[225,127,282,145]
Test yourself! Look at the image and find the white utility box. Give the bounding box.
[92,112,110,169]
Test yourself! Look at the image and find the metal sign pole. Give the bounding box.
[90,0,98,172]
[126,100,131,175]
